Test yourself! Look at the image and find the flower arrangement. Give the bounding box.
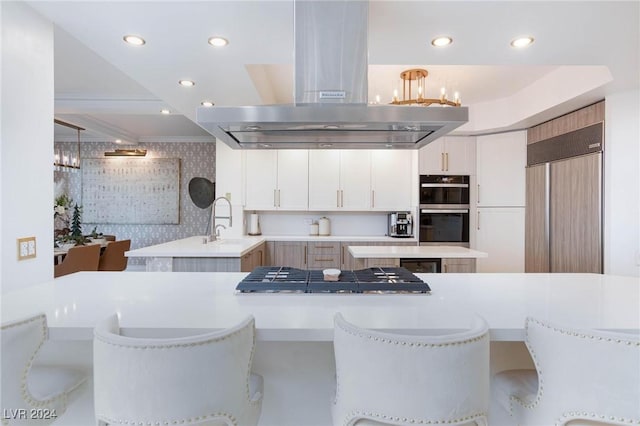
[54,194,73,229]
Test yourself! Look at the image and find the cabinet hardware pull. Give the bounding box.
[445,152,449,171]
[337,190,340,208]
[277,189,281,207]
[315,245,335,249]
[371,190,375,208]
[477,210,480,230]
[441,152,445,171]
[304,245,307,264]
[314,258,335,262]
[273,189,277,207]
[341,190,344,207]
[477,184,480,204]
[341,246,345,265]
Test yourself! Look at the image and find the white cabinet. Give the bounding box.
[245,150,308,210]
[370,150,413,210]
[309,150,371,210]
[419,136,476,175]
[476,131,526,207]
[475,207,525,272]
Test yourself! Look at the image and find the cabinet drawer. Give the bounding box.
[307,241,340,254]
[307,254,340,269]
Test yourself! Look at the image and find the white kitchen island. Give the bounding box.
[5,272,637,426]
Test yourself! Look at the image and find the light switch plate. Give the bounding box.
[17,237,36,260]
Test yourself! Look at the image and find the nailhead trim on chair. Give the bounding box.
[334,320,489,426]
[95,318,260,426]
[2,314,69,421]
[344,410,488,426]
[96,411,238,426]
[508,317,640,426]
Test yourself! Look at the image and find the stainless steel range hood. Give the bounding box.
[197,0,468,149]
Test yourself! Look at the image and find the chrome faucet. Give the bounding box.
[209,196,232,242]
[214,224,226,239]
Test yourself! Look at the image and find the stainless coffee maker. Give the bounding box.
[388,212,413,238]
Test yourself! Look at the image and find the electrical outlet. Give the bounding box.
[17,237,36,260]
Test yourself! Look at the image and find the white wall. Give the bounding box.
[604,89,640,277]
[1,2,54,293]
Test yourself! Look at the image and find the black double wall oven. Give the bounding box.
[419,175,470,246]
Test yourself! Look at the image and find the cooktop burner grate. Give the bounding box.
[236,267,431,294]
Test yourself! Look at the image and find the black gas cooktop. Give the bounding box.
[236,267,431,294]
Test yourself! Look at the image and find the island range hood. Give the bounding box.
[197,1,468,149]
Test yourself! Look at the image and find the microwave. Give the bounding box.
[420,175,470,207]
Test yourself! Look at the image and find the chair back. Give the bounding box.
[102,235,116,242]
[98,239,131,271]
[332,314,490,426]
[1,314,61,421]
[511,317,640,425]
[54,244,101,278]
[93,315,261,426]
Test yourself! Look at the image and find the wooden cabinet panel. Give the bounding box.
[308,241,340,254]
[442,258,476,273]
[365,258,400,268]
[272,241,307,269]
[240,242,265,272]
[527,101,605,144]
[525,165,549,272]
[307,254,340,269]
[550,154,602,273]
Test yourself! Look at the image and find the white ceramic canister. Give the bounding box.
[318,217,331,236]
[309,222,319,236]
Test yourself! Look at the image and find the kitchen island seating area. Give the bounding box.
[332,313,490,426]
[1,313,87,425]
[491,317,640,426]
[93,314,263,426]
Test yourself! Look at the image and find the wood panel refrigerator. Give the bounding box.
[525,122,603,273]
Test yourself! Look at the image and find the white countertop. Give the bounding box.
[348,245,488,259]
[3,272,637,342]
[126,235,418,258]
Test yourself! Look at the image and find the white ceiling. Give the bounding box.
[28,1,639,144]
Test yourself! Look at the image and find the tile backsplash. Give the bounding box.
[54,142,215,266]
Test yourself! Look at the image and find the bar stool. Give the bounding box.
[93,314,263,426]
[1,313,86,425]
[490,317,640,425]
[332,313,490,426]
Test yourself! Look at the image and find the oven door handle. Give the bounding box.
[420,183,469,188]
[421,209,469,214]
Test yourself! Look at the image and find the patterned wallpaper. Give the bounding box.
[54,142,216,266]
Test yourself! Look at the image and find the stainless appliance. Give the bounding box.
[197,1,468,149]
[525,121,603,273]
[419,175,470,246]
[236,267,431,294]
[388,212,413,238]
[400,259,441,273]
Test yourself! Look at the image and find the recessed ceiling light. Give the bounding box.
[246,125,262,130]
[208,36,229,47]
[431,36,453,47]
[123,35,145,46]
[115,139,123,144]
[324,125,340,129]
[178,80,195,87]
[201,101,215,107]
[259,144,272,148]
[319,143,333,148]
[160,109,171,115]
[510,36,534,48]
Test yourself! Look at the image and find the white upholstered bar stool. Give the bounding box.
[490,317,640,426]
[93,314,263,426]
[1,313,86,426]
[332,313,490,426]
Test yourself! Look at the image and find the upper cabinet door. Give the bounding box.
[370,150,413,210]
[309,150,341,210]
[476,131,526,207]
[245,150,278,210]
[419,137,475,175]
[276,150,309,210]
[443,136,476,175]
[340,150,371,210]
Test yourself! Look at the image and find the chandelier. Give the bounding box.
[390,68,461,107]
[54,119,83,172]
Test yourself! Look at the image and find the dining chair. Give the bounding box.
[1,313,86,425]
[332,313,490,426]
[102,235,116,242]
[98,239,131,271]
[490,317,640,426]
[54,244,101,278]
[93,314,263,426]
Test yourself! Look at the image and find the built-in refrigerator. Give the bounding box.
[525,121,603,273]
